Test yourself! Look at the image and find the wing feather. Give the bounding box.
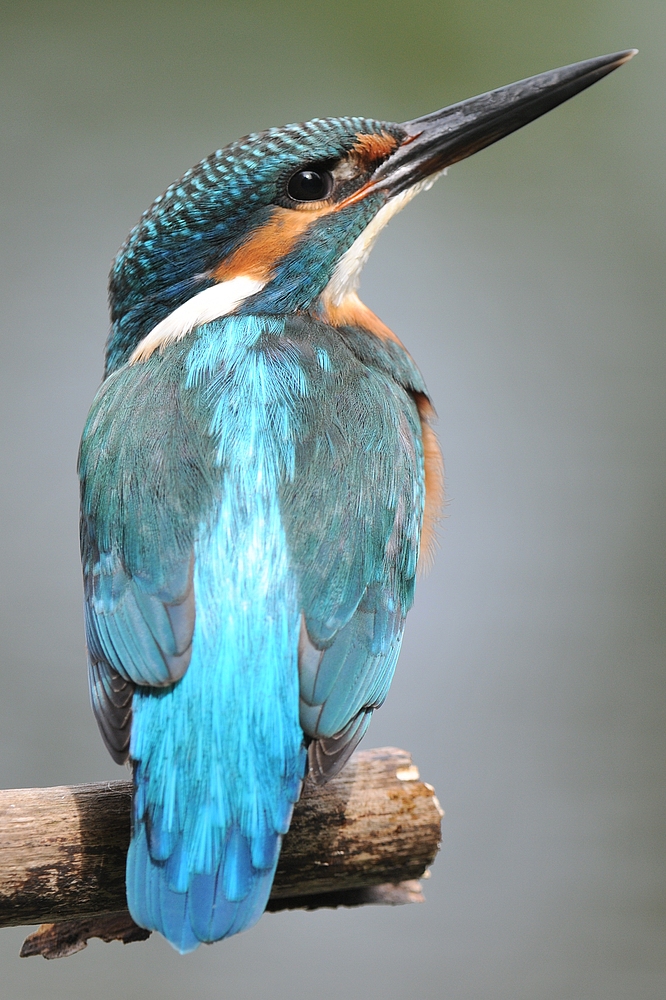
[278,318,427,782]
[306,711,372,785]
[79,347,216,758]
[88,660,134,764]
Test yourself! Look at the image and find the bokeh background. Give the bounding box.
[0,1,664,997]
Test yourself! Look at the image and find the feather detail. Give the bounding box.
[83,548,195,688]
[307,711,373,784]
[88,660,134,764]
[127,315,306,950]
[413,393,445,568]
[80,311,428,949]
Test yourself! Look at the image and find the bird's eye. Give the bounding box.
[287,168,333,202]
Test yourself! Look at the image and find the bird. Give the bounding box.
[78,50,635,953]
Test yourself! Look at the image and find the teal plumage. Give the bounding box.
[80,52,632,952]
[80,310,427,950]
[106,117,402,374]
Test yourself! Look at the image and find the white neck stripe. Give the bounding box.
[321,172,446,309]
[129,274,266,363]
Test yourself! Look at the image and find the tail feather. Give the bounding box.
[127,819,281,952]
[126,825,199,954]
[222,827,253,901]
[158,870,198,954]
[124,481,307,952]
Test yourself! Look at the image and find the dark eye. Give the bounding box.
[287,168,333,202]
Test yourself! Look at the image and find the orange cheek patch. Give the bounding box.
[213,205,330,282]
[350,131,398,167]
[332,133,398,212]
[413,393,445,568]
[212,134,397,283]
[322,292,404,346]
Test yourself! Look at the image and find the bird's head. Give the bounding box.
[107,50,635,375]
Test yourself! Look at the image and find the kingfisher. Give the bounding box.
[78,50,634,952]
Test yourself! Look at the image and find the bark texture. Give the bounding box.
[0,747,442,957]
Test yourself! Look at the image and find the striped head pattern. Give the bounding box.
[108,118,414,373]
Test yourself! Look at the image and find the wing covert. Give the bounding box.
[277,318,427,781]
[79,347,218,760]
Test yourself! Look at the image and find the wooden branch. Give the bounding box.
[0,747,442,958]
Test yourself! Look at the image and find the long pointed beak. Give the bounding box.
[373,50,637,197]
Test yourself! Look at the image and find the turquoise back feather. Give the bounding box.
[79,314,427,950]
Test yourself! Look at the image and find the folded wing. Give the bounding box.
[78,350,217,762]
[278,324,426,781]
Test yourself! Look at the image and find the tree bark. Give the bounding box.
[0,747,442,958]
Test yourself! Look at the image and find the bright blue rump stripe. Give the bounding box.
[127,315,306,951]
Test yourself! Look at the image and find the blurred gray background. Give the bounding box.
[0,1,664,997]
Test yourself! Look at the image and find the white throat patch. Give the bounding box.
[129,170,445,363]
[129,274,266,364]
[321,172,445,309]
